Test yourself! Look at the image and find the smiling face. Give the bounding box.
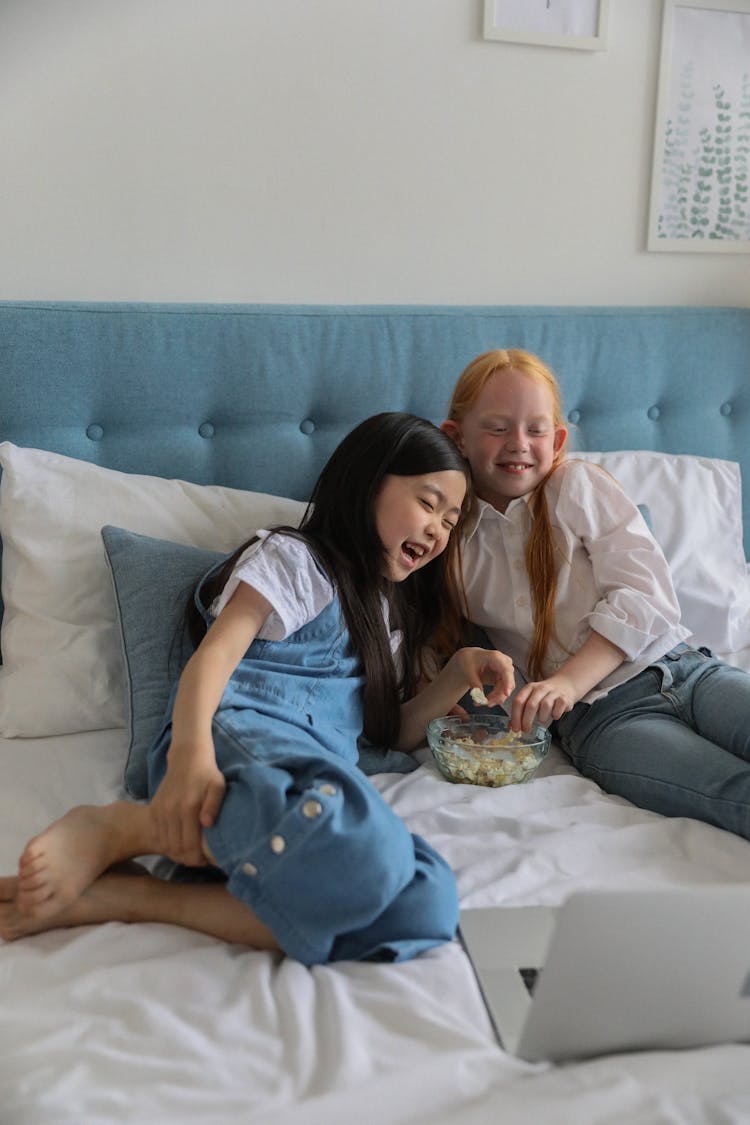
[374,470,467,582]
[446,368,567,513]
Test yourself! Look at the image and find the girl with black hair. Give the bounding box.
[2,413,514,963]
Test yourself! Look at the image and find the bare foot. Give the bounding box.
[17,804,142,920]
[2,867,280,950]
[0,865,153,941]
[0,876,61,939]
[0,875,73,939]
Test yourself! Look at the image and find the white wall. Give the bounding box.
[1,0,747,305]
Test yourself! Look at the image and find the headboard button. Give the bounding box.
[198,422,215,438]
[647,405,661,421]
[300,419,316,435]
[720,402,733,416]
[568,409,581,424]
[86,424,104,441]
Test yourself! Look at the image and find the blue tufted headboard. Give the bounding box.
[1,301,749,552]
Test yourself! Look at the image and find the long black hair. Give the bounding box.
[191,412,472,747]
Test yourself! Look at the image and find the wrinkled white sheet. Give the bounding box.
[2,732,750,1125]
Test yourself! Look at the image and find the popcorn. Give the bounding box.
[434,742,541,787]
[427,716,550,788]
[470,687,489,706]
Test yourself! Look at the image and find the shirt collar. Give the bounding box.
[463,494,530,542]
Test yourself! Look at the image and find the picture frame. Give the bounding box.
[647,0,750,253]
[482,0,609,51]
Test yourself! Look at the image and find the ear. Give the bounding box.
[553,424,568,456]
[440,419,464,453]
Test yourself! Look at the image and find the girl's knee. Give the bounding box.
[371,836,459,945]
[328,838,458,963]
[349,817,420,912]
[405,841,459,942]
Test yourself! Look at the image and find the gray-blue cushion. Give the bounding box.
[102,525,416,798]
[102,526,223,798]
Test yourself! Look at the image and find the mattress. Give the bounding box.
[3,730,750,1124]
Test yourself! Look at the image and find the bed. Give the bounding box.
[1,301,750,1124]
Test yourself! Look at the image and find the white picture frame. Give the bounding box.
[482,0,609,51]
[647,0,750,252]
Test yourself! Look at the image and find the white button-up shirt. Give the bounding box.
[461,460,689,703]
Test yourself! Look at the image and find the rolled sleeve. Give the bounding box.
[460,461,690,702]
[563,463,684,660]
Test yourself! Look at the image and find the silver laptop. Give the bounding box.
[459,886,750,1062]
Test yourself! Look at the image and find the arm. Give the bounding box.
[150,582,273,865]
[396,646,515,751]
[509,629,624,733]
[506,464,676,733]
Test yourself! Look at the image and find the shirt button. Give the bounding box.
[516,596,528,608]
[242,861,258,877]
[319,784,337,796]
[270,835,286,854]
[302,799,323,819]
[514,559,524,571]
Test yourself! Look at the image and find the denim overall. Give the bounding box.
[147,562,458,965]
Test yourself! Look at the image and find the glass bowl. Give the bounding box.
[426,714,551,787]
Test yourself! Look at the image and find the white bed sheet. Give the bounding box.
[2,732,750,1125]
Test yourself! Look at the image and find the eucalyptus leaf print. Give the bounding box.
[654,5,750,246]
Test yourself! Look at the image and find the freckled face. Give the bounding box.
[375,470,466,582]
[450,370,567,512]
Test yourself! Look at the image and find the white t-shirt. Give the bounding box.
[461,460,689,704]
[211,531,402,658]
[210,531,334,639]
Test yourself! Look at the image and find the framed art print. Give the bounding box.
[482,0,609,51]
[648,0,750,252]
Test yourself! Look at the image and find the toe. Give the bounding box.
[0,876,18,902]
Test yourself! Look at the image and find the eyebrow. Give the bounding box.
[423,482,462,516]
[481,413,551,424]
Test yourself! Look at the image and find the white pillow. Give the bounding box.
[574,451,750,655]
[0,443,307,737]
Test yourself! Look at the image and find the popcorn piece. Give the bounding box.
[470,687,489,706]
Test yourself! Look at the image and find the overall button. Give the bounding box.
[302,799,323,819]
[270,835,286,854]
[319,783,337,796]
[242,861,258,877]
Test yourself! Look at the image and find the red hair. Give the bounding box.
[447,349,568,680]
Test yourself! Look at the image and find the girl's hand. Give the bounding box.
[397,646,515,750]
[448,647,515,708]
[150,745,226,867]
[509,632,626,732]
[509,674,578,733]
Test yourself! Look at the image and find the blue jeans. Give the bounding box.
[554,645,750,841]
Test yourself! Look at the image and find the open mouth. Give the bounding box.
[401,541,427,565]
[500,462,533,475]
